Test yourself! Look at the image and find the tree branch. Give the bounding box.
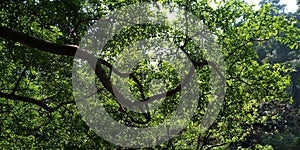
[0,91,74,112]
[0,25,117,99]
[0,25,211,110]
[12,66,28,94]
[0,26,78,56]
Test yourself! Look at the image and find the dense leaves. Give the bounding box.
[0,0,299,149]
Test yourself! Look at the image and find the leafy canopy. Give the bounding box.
[0,0,299,149]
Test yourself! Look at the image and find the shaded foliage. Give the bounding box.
[0,0,299,149]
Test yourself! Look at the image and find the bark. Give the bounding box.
[0,25,212,111]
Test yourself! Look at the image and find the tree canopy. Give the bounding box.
[0,0,300,149]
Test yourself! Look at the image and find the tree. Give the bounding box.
[0,0,299,149]
[247,0,300,148]
[259,0,286,15]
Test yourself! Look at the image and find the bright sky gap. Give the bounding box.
[245,0,298,12]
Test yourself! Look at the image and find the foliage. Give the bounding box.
[0,0,299,149]
[262,130,300,150]
[247,0,300,148]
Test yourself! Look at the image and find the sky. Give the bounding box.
[245,0,298,12]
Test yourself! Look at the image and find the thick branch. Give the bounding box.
[0,25,117,97]
[0,26,211,110]
[0,26,77,56]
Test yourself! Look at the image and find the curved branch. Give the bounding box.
[0,91,74,112]
[0,25,116,96]
[0,26,212,110]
